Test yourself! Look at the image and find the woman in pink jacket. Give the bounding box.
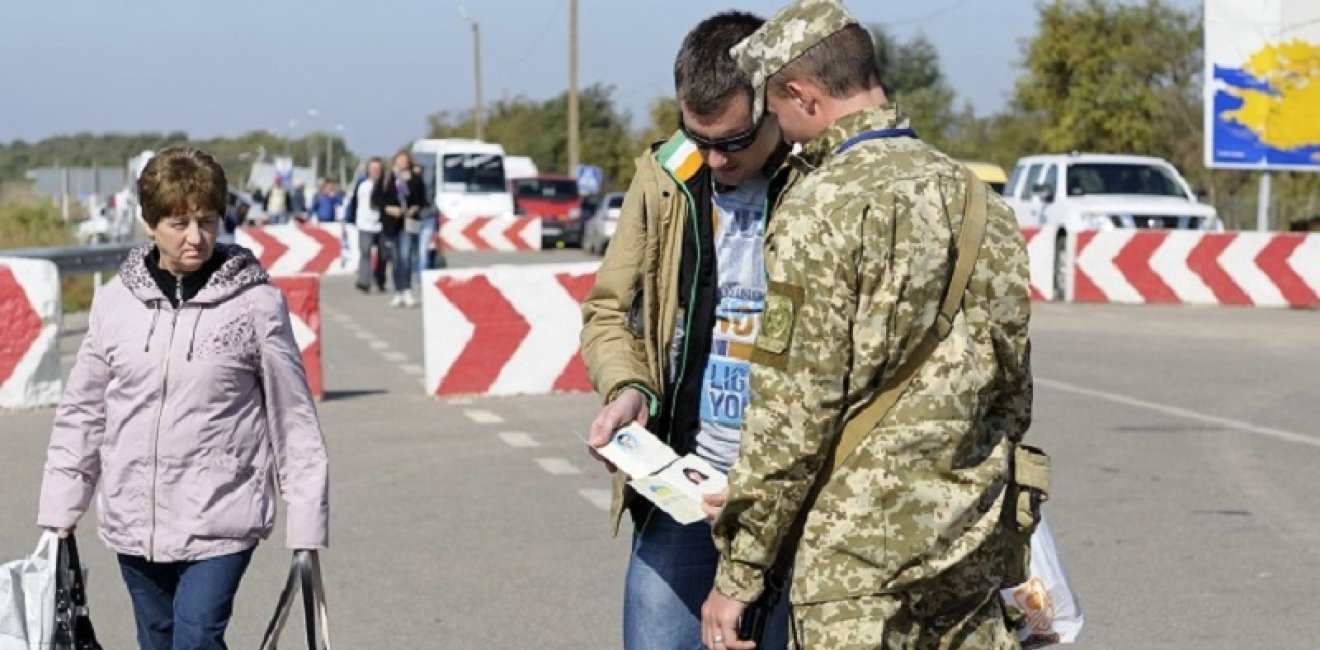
[38,147,330,650]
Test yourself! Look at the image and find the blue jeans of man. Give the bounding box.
[356,229,386,290]
[624,513,789,650]
[415,214,438,282]
[117,547,255,650]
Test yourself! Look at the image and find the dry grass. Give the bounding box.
[0,200,95,312]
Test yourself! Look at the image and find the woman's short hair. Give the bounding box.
[137,147,228,228]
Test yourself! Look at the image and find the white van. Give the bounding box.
[410,139,514,221]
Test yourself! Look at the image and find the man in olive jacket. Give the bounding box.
[579,11,792,650]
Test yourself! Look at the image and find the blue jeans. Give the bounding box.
[624,513,789,650]
[118,547,255,650]
[389,230,418,292]
[416,215,438,281]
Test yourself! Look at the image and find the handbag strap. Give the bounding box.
[54,535,102,650]
[828,168,988,475]
[259,551,331,650]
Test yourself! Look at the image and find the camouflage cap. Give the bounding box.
[729,0,859,122]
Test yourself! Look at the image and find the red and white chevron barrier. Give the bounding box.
[1072,231,1320,308]
[270,275,323,399]
[1019,227,1055,301]
[0,257,62,409]
[437,215,540,252]
[421,262,598,397]
[237,223,358,276]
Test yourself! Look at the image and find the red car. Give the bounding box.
[510,175,585,248]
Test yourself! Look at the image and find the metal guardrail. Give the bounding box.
[0,243,138,275]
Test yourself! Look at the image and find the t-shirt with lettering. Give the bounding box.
[693,175,769,474]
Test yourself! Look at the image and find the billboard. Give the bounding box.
[1204,0,1320,171]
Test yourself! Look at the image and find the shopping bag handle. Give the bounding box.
[258,550,331,650]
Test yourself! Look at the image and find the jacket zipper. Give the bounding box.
[664,180,701,447]
[148,284,183,561]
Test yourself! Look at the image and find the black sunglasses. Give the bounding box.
[679,115,765,153]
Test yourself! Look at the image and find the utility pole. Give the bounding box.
[461,8,485,141]
[567,0,580,175]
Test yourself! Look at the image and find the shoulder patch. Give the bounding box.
[752,281,804,369]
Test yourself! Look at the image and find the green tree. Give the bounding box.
[869,26,958,149]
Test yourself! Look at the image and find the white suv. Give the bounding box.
[1003,153,1221,299]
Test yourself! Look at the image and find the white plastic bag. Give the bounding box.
[0,531,59,650]
[1000,517,1084,647]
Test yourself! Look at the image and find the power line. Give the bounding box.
[495,0,568,66]
[879,0,976,26]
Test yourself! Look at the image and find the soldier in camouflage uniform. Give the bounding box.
[699,1,1034,649]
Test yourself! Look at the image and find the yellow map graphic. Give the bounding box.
[1223,39,1320,151]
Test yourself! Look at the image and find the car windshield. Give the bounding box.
[513,178,578,199]
[1065,163,1185,198]
[442,153,507,193]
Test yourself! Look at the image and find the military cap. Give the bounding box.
[729,0,859,122]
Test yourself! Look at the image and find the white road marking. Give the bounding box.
[368,340,390,351]
[498,432,540,448]
[330,313,351,324]
[465,409,505,425]
[1038,377,1320,450]
[382,351,408,363]
[578,488,613,511]
[400,364,424,376]
[448,397,475,405]
[535,457,581,476]
[354,331,375,341]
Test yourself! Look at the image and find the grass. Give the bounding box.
[0,201,96,312]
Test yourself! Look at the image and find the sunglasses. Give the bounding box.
[679,116,765,153]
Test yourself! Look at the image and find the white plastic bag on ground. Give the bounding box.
[1000,517,1084,647]
[0,531,59,650]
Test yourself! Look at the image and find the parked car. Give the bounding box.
[582,191,624,255]
[510,175,585,248]
[1003,153,1221,299]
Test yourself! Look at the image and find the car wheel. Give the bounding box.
[1052,232,1068,302]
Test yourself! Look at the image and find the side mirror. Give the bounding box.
[1032,183,1055,203]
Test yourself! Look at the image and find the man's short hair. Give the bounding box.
[137,147,228,228]
[769,24,881,99]
[673,11,765,116]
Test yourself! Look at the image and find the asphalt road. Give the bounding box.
[1,249,1316,648]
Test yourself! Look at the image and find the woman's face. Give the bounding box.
[394,154,410,173]
[150,201,219,275]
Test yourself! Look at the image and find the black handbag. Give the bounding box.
[53,535,103,650]
[258,551,331,650]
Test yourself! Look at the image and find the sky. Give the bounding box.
[0,0,1202,159]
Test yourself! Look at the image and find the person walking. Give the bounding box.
[264,175,288,224]
[349,158,388,293]
[580,12,793,650]
[38,147,331,650]
[373,151,426,308]
[700,2,1036,649]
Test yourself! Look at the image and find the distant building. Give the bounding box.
[24,166,128,203]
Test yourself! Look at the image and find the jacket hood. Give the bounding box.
[120,243,269,306]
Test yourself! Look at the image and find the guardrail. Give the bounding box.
[0,242,137,275]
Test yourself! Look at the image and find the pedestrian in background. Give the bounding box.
[310,177,342,223]
[290,182,309,222]
[702,1,1034,648]
[38,146,330,650]
[580,11,792,650]
[264,175,288,224]
[373,151,426,308]
[350,158,388,293]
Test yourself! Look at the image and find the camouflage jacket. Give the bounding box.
[712,105,1033,606]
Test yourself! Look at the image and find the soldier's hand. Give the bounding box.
[586,388,649,472]
[702,588,754,650]
[702,488,729,522]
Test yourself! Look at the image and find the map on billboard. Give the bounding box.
[1205,0,1320,170]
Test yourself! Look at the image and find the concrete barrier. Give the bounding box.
[437,215,541,252]
[237,223,358,276]
[0,257,62,409]
[270,275,324,400]
[421,262,597,397]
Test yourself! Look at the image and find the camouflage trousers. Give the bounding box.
[789,591,1019,650]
